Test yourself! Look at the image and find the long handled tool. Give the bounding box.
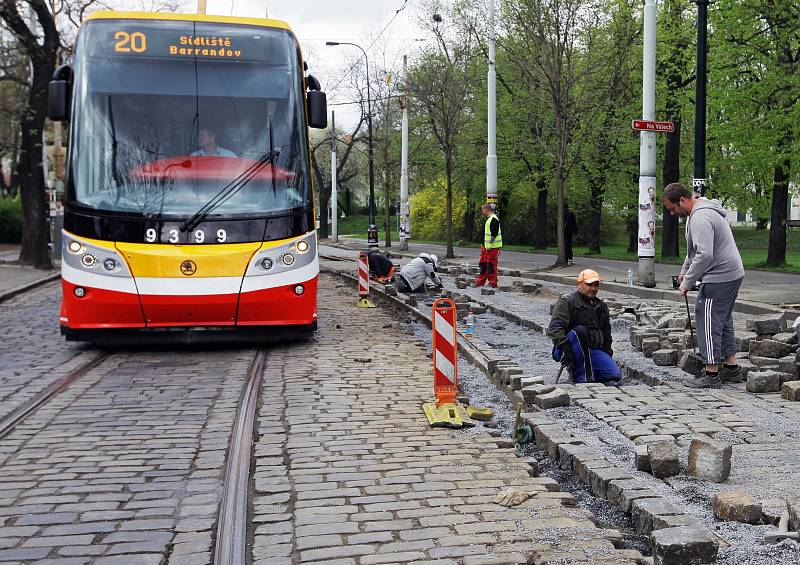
[684,293,696,354]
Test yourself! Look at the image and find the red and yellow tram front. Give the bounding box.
[57,14,321,342]
[60,231,318,340]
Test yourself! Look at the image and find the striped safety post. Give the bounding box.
[357,252,376,308]
[431,297,458,406]
[358,252,369,296]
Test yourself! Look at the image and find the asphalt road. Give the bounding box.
[336,237,800,308]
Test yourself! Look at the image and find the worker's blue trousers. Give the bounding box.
[552,328,622,384]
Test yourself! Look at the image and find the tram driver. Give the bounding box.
[191,127,237,157]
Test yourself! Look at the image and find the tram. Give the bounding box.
[48,11,327,344]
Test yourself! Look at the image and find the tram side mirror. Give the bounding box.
[305,74,326,129]
[307,91,327,129]
[48,65,73,121]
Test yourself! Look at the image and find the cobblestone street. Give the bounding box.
[249,275,641,564]
[0,272,649,564]
[0,284,87,425]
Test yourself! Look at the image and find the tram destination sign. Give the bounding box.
[87,20,289,63]
[632,119,675,133]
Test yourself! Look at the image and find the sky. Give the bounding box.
[204,0,424,126]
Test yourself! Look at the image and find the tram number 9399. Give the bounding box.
[145,228,228,244]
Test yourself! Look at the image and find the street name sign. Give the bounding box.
[632,119,675,133]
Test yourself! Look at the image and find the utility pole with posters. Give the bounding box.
[637,0,657,288]
[331,111,338,243]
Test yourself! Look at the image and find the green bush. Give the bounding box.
[410,178,467,241]
[0,196,22,243]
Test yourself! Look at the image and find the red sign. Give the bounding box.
[632,119,675,133]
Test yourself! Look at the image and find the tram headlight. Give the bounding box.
[261,257,273,271]
[67,240,83,254]
[281,253,295,266]
[294,285,305,295]
[103,258,117,271]
[81,253,97,268]
[295,240,310,254]
[74,287,86,298]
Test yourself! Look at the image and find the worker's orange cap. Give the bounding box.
[577,269,602,284]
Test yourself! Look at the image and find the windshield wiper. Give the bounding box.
[180,147,281,233]
[268,114,277,197]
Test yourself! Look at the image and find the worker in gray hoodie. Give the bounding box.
[663,182,745,388]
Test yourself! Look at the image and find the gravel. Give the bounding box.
[414,275,800,564]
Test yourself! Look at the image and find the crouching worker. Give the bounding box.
[396,253,443,293]
[367,249,396,283]
[547,269,622,384]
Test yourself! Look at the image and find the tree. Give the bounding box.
[657,0,692,258]
[576,0,640,254]
[709,0,799,266]
[502,0,616,266]
[310,115,365,239]
[409,1,480,258]
[0,0,59,268]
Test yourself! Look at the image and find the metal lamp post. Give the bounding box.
[486,0,497,209]
[692,0,708,197]
[326,41,378,247]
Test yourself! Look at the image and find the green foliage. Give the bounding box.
[705,0,799,216]
[410,177,467,241]
[318,0,798,272]
[0,196,21,243]
[334,214,400,241]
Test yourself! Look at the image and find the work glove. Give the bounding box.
[557,342,574,366]
[493,488,540,507]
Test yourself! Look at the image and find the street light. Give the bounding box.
[326,41,378,247]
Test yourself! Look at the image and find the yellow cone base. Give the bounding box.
[357,297,376,308]
[422,402,475,429]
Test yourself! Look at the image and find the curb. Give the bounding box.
[0,273,60,305]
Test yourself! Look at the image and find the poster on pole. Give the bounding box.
[399,202,411,241]
[638,176,657,257]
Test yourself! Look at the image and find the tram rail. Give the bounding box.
[0,350,112,440]
[213,349,266,565]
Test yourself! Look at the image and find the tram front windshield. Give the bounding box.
[68,20,310,217]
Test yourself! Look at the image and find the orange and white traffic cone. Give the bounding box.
[357,252,376,308]
[422,297,473,427]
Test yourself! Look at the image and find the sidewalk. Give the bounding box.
[0,245,59,301]
[330,238,800,313]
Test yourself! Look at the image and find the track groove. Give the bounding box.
[214,349,265,565]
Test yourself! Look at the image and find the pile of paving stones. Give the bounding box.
[628,307,800,396]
